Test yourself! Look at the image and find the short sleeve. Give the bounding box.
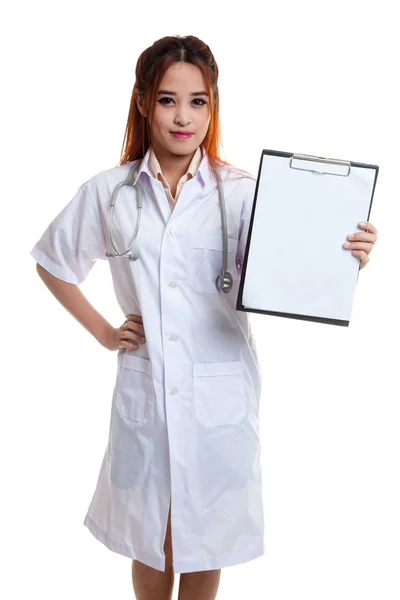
[30,177,107,285]
[237,176,257,272]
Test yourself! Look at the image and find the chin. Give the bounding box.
[167,142,197,154]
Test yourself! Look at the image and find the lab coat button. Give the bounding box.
[170,387,179,395]
[167,228,175,236]
[168,281,177,288]
[169,334,179,342]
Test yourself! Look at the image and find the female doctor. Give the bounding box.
[31,35,378,600]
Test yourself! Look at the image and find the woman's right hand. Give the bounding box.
[101,314,146,351]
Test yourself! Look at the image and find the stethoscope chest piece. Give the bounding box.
[215,271,233,293]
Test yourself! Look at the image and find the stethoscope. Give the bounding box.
[105,160,234,293]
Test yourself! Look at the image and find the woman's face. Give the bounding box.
[137,62,211,158]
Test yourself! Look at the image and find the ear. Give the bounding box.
[135,93,147,118]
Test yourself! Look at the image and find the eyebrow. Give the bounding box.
[157,90,209,97]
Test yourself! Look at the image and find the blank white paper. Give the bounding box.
[241,153,377,322]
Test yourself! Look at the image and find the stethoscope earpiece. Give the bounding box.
[105,252,139,260]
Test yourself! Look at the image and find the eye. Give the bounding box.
[158,97,207,107]
[158,97,173,105]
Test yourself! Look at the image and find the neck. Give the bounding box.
[151,139,199,180]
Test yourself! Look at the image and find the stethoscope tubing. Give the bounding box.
[105,160,233,293]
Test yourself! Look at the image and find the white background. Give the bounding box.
[2,0,399,598]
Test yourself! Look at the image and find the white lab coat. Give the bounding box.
[30,146,264,574]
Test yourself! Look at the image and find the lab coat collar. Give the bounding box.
[148,145,203,184]
[131,145,215,190]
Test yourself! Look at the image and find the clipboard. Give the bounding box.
[236,149,379,327]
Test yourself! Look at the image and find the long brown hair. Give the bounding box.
[118,35,254,182]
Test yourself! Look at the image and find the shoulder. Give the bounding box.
[83,161,138,195]
[61,162,139,220]
[217,162,256,194]
[217,163,257,210]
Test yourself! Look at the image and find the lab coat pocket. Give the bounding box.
[115,353,154,424]
[193,360,246,426]
[188,235,238,293]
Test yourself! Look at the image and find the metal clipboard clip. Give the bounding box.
[289,153,351,177]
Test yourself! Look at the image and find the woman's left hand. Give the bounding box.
[343,221,378,269]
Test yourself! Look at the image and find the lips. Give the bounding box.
[170,132,193,139]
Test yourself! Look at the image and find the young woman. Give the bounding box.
[30,35,378,600]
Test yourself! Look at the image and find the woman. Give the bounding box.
[30,35,378,600]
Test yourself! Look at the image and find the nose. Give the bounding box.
[174,107,191,126]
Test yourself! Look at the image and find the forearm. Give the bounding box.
[35,263,112,346]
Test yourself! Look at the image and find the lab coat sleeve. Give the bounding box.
[237,176,257,273]
[30,177,107,285]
